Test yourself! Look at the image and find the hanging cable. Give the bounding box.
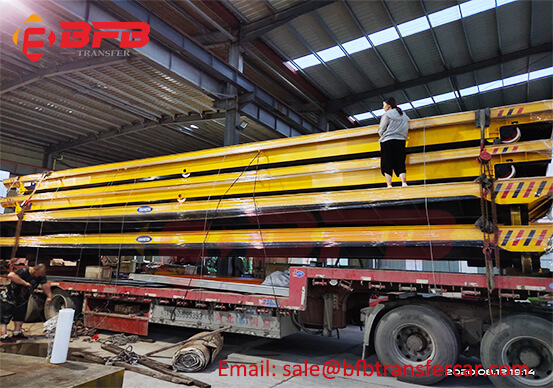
[10,171,51,261]
[114,161,147,286]
[421,124,438,292]
[181,150,261,304]
[252,151,280,308]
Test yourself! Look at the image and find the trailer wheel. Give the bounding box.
[44,288,78,320]
[480,314,552,387]
[374,304,459,385]
[25,293,46,323]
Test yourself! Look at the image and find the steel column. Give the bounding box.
[225,44,242,146]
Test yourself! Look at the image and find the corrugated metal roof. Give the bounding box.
[315,2,364,44]
[322,56,374,95]
[227,0,273,22]
[461,12,500,62]
[287,14,338,54]
[1,0,551,169]
[531,1,552,45]
[345,1,396,35]
[497,1,531,54]
[403,32,444,75]
[385,0,426,24]
[302,65,350,97]
[267,0,301,12]
[432,21,473,68]
[373,41,421,82]
[248,0,550,124]
[348,50,396,88]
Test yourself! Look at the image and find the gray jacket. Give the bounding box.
[378,109,409,143]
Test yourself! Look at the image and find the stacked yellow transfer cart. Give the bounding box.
[1,100,552,271]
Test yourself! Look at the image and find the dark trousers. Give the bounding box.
[380,139,407,177]
[0,300,27,324]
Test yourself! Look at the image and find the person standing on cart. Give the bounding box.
[378,97,410,188]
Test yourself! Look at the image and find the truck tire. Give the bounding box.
[480,314,552,387]
[374,304,459,385]
[44,288,79,320]
[25,293,45,323]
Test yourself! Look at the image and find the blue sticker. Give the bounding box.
[260,299,278,307]
[295,270,305,278]
[137,205,153,213]
[136,235,152,243]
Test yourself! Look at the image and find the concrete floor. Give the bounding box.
[5,322,493,388]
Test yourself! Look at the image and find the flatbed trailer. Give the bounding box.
[19,265,551,387]
[39,267,552,335]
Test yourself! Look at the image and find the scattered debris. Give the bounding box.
[172,331,223,373]
[105,345,140,366]
[71,351,106,364]
[102,333,139,346]
[43,315,57,359]
[73,320,97,338]
[71,351,195,386]
[145,326,230,357]
[83,334,100,342]
[101,343,210,388]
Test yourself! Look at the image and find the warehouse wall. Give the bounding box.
[0,141,100,176]
[0,141,47,176]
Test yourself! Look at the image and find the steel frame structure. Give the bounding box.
[47,0,319,149]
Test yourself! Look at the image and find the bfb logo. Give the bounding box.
[12,14,150,62]
[12,14,56,62]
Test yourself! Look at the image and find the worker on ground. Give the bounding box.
[0,263,52,341]
[378,97,409,188]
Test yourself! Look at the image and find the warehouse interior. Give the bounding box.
[0,1,552,388]
[2,0,551,171]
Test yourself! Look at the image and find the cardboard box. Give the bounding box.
[85,266,112,279]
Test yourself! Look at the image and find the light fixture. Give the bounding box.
[238,120,248,130]
[190,124,199,129]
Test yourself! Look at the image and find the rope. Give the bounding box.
[182,151,260,303]
[101,333,139,346]
[10,171,51,260]
[105,345,140,366]
[32,170,71,266]
[113,161,146,285]
[252,151,280,308]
